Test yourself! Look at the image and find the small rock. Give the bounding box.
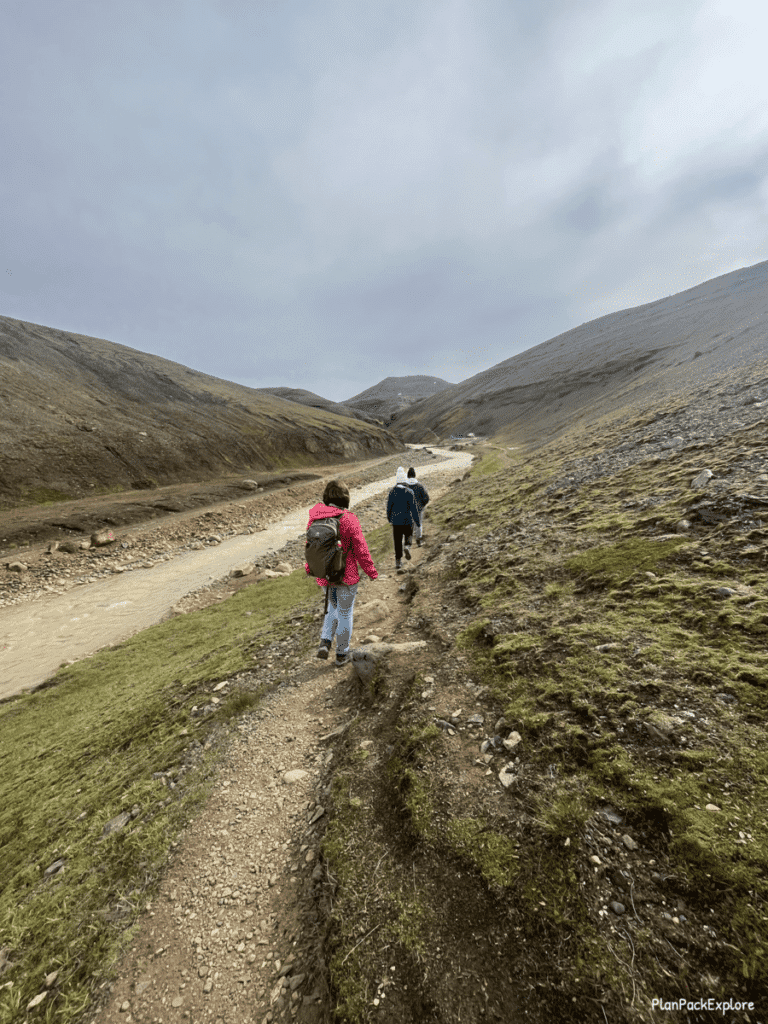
[595,643,620,653]
[102,811,131,836]
[691,469,713,490]
[502,730,522,752]
[44,970,59,988]
[609,901,626,915]
[713,587,737,598]
[498,764,516,789]
[622,834,638,851]
[199,966,209,978]
[230,564,255,578]
[675,519,692,534]
[705,803,721,813]
[493,717,507,733]
[27,993,47,1010]
[275,562,292,574]
[283,769,309,784]
[172,995,183,1007]
[120,1000,130,1012]
[466,713,484,726]
[91,529,116,546]
[44,859,66,878]
[598,805,623,825]
[203,978,213,993]
[589,855,602,866]
[7,561,28,572]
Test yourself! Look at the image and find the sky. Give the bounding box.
[2,0,767,404]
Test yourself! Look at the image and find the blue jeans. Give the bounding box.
[321,582,359,654]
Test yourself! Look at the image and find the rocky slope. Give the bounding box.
[255,387,383,426]
[392,259,768,445]
[0,316,403,507]
[343,375,454,424]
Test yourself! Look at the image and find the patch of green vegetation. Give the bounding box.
[563,536,687,586]
[0,571,317,1024]
[470,448,506,477]
[445,818,520,888]
[322,772,435,1023]
[20,486,73,505]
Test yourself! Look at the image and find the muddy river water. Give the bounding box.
[0,448,472,700]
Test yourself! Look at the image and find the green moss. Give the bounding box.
[20,486,74,505]
[446,818,520,889]
[563,536,687,586]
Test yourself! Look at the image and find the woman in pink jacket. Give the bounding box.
[304,480,379,666]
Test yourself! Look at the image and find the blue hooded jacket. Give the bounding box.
[386,467,421,527]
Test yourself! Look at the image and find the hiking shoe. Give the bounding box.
[316,639,332,659]
[395,560,402,569]
[334,650,352,666]
[416,538,422,547]
[404,546,412,560]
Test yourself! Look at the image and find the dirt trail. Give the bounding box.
[0,448,471,700]
[88,508,443,1024]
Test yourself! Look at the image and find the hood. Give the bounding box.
[308,502,347,523]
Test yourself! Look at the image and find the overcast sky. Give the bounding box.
[2,0,767,403]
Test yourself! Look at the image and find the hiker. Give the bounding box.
[305,479,378,666]
[386,466,421,571]
[406,467,430,546]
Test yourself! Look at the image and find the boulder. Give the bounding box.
[58,541,80,554]
[91,529,116,546]
[240,479,260,490]
[6,561,28,572]
[275,561,292,574]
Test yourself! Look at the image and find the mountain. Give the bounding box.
[255,386,382,425]
[0,316,402,507]
[344,375,454,423]
[392,260,768,444]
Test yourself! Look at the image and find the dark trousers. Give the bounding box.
[392,524,413,560]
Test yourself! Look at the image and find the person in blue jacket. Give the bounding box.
[406,467,430,546]
[386,466,421,571]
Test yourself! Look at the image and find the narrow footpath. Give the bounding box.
[87,482,453,1024]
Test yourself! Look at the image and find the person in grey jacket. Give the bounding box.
[386,466,421,570]
[406,467,430,546]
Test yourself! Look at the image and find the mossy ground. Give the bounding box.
[319,434,768,1023]
[0,570,317,1024]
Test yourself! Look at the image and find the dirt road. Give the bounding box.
[0,447,471,700]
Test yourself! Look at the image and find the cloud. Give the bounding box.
[1,0,766,404]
